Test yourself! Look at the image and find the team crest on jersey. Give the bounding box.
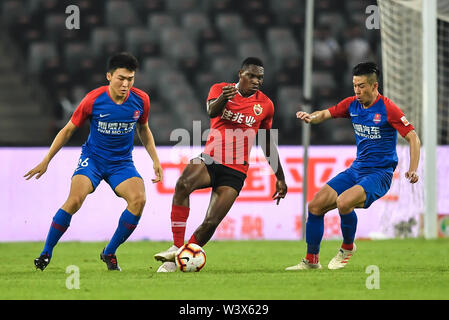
[373,113,381,124]
[133,110,140,120]
[253,104,263,116]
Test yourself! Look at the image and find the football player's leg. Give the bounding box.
[287,168,357,271]
[36,175,94,270]
[327,185,366,270]
[104,177,145,255]
[154,161,212,270]
[188,186,239,247]
[170,161,212,248]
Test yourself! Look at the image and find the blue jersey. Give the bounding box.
[328,94,414,170]
[71,86,150,162]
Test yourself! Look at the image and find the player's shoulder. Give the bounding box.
[379,94,398,108]
[378,94,404,114]
[343,95,358,104]
[84,85,108,100]
[257,90,274,106]
[130,87,150,100]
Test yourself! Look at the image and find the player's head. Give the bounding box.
[352,62,380,107]
[238,57,264,96]
[106,52,139,98]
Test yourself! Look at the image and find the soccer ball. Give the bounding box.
[175,243,206,272]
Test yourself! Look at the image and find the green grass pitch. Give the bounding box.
[1,239,448,300]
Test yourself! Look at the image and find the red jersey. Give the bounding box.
[203,82,274,174]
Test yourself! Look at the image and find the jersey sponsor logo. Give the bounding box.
[133,110,140,120]
[350,113,358,117]
[373,113,381,124]
[352,123,381,139]
[97,121,135,135]
[99,113,110,118]
[400,116,410,126]
[253,104,263,116]
[221,108,257,127]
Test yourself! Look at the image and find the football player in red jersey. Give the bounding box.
[154,57,288,272]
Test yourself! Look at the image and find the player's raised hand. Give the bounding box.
[272,179,288,205]
[222,85,238,100]
[296,111,313,123]
[152,162,163,183]
[405,171,419,184]
[24,161,49,180]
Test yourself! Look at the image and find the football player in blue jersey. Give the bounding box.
[25,52,163,271]
[287,62,421,270]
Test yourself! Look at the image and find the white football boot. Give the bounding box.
[285,258,322,270]
[327,243,357,270]
[154,245,178,262]
[157,262,177,273]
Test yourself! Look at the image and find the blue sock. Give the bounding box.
[305,212,324,254]
[104,209,140,255]
[41,209,72,257]
[340,210,358,244]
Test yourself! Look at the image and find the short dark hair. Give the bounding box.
[241,57,264,70]
[352,62,380,80]
[107,52,139,73]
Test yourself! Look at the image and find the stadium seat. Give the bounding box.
[44,14,69,41]
[215,13,244,37]
[105,0,142,28]
[147,13,177,37]
[124,27,158,57]
[277,85,303,130]
[166,0,202,15]
[149,113,182,144]
[181,12,211,43]
[63,42,95,74]
[202,42,231,59]
[142,57,174,88]
[28,41,58,74]
[1,0,27,26]
[90,27,121,57]
[194,71,221,101]
[211,56,240,83]
[237,42,268,66]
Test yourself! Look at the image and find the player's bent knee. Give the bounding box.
[308,200,326,216]
[127,193,146,211]
[336,196,353,214]
[62,196,85,214]
[175,177,193,196]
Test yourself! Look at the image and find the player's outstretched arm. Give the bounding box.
[24,120,78,180]
[261,130,288,205]
[136,122,163,183]
[296,109,332,124]
[404,130,421,184]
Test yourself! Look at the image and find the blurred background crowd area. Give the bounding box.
[0,0,380,146]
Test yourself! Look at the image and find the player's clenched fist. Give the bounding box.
[296,111,313,123]
[222,85,238,100]
[405,171,419,184]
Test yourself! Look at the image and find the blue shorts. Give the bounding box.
[72,154,142,191]
[327,166,393,208]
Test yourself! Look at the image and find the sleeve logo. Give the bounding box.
[400,116,410,126]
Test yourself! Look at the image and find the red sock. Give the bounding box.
[341,243,354,251]
[187,234,198,245]
[306,253,319,264]
[171,205,190,248]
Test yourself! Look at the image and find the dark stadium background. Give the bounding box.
[0,0,379,146]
